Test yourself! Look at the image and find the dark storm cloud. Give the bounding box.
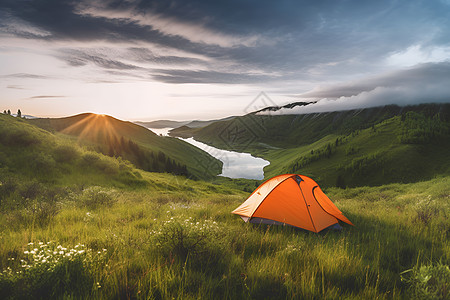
[126,48,206,66]
[58,49,141,70]
[268,62,450,115]
[1,0,450,87]
[151,69,275,84]
[0,0,209,54]
[3,1,449,62]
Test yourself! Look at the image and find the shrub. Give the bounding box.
[1,129,40,147]
[19,181,43,200]
[78,186,117,209]
[26,199,61,227]
[53,145,79,163]
[401,262,450,300]
[0,180,63,225]
[28,152,56,176]
[154,217,227,272]
[414,196,439,225]
[94,158,119,175]
[82,153,119,175]
[0,241,107,299]
[0,178,19,197]
[81,153,100,165]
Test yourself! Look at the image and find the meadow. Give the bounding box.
[0,174,448,299]
[0,111,449,299]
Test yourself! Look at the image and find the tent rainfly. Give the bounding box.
[232,174,353,233]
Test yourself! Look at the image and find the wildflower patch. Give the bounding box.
[0,241,107,299]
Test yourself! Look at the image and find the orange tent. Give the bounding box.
[232,174,353,233]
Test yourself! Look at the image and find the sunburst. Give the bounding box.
[61,114,121,144]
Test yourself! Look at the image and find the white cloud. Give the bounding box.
[265,84,450,115]
[75,3,261,48]
[262,62,450,115]
[386,45,450,67]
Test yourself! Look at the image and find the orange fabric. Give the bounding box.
[232,174,353,232]
[313,187,354,226]
[299,180,339,232]
[252,177,316,232]
[231,174,293,217]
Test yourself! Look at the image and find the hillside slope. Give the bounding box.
[264,115,450,187]
[171,103,450,187]
[0,113,249,202]
[1,113,449,299]
[0,113,145,188]
[29,113,222,179]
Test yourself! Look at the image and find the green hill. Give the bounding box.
[1,112,449,300]
[28,113,222,180]
[0,112,249,214]
[170,103,450,187]
[0,113,147,189]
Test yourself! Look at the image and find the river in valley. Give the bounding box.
[149,127,270,180]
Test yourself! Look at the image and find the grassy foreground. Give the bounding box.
[1,175,448,299]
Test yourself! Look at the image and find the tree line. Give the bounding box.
[101,135,189,177]
[399,111,449,144]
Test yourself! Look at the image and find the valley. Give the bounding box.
[0,104,449,299]
[170,103,450,187]
[2,1,449,299]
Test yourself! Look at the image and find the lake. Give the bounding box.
[149,127,270,180]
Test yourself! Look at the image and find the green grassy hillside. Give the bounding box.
[1,169,448,299]
[0,113,249,226]
[263,115,450,187]
[171,104,450,187]
[1,112,449,299]
[29,113,222,180]
[0,114,146,189]
[172,103,449,149]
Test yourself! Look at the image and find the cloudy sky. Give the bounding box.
[1,0,450,120]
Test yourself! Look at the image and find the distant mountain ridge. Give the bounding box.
[137,116,236,130]
[135,120,191,129]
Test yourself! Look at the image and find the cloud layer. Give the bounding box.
[1,0,450,119]
[266,62,450,115]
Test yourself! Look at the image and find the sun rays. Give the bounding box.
[61,114,121,144]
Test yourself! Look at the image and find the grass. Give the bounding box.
[1,111,449,299]
[0,176,448,299]
[172,104,450,188]
[28,113,222,180]
[262,116,450,187]
[0,114,147,190]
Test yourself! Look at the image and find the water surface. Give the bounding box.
[148,128,269,180]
